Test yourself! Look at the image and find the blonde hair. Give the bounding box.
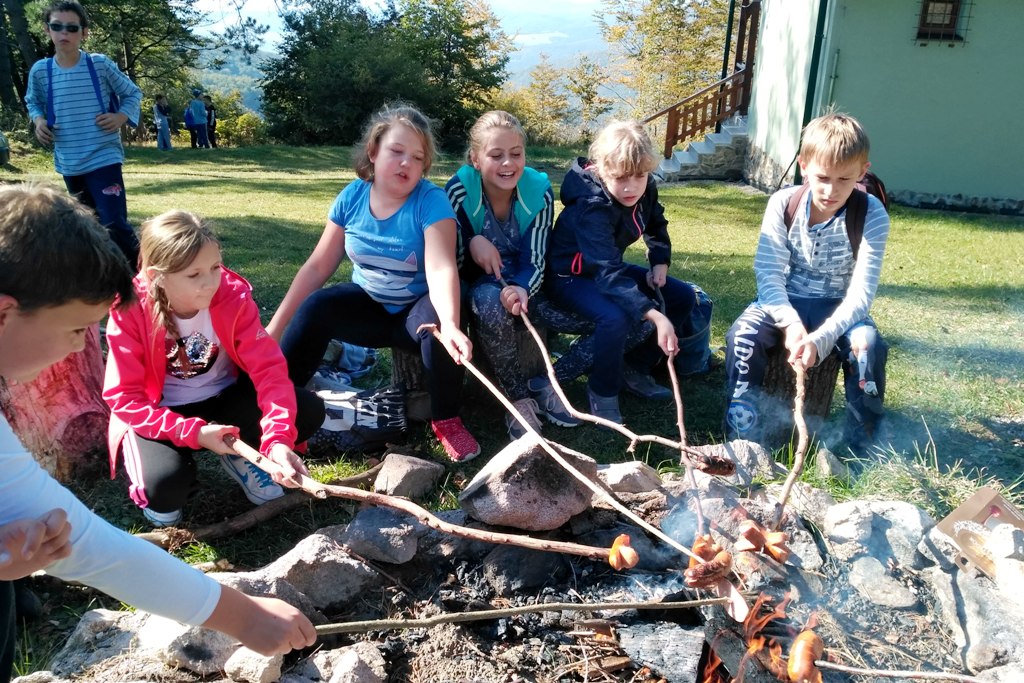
[352,103,437,180]
[800,112,870,167]
[140,210,220,340]
[589,120,659,178]
[465,110,527,164]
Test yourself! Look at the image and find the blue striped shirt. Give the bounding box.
[25,51,142,176]
[754,185,890,360]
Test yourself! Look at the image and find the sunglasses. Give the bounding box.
[47,22,82,33]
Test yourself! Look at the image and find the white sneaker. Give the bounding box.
[142,507,183,528]
[220,454,284,505]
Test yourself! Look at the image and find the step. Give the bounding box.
[658,156,681,174]
[672,148,699,167]
[720,122,748,139]
[689,138,717,157]
[705,131,733,146]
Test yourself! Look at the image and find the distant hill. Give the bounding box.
[195,49,274,114]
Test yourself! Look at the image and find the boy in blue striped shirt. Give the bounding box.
[724,113,890,453]
[25,1,143,267]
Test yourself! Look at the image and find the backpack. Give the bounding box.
[184,106,194,127]
[45,54,120,129]
[783,170,889,260]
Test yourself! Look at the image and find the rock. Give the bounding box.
[919,525,962,572]
[988,523,1024,560]
[255,532,385,610]
[214,573,325,624]
[373,452,444,499]
[813,445,850,481]
[223,647,284,683]
[994,557,1024,609]
[597,461,662,493]
[327,642,387,683]
[459,437,598,531]
[11,674,65,683]
[765,481,836,530]
[335,506,418,564]
[847,556,919,609]
[978,662,1024,681]
[481,544,569,595]
[48,609,144,676]
[689,440,781,487]
[865,500,934,570]
[138,614,239,676]
[823,501,874,561]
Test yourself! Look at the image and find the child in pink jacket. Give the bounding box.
[103,210,324,527]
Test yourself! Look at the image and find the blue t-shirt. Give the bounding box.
[328,178,456,313]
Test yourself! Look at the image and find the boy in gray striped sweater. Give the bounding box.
[724,113,890,453]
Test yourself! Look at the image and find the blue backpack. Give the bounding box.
[45,53,120,129]
[184,106,195,127]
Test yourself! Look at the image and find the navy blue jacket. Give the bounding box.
[545,158,672,319]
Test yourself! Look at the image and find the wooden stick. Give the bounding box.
[772,364,808,530]
[815,660,984,683]
[224,435,621,564]
[666,354,705,537]
[315,597,729,635]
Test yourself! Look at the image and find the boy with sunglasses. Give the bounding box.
[25,1,143,267]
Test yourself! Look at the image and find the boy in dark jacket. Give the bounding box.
[545,121,710,423]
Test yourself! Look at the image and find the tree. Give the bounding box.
[519,54,570,146]
[599,0,730,118]
[395,0,508,147]
[565,55,613,142]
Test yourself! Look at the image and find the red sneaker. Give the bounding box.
[431,417,481,463]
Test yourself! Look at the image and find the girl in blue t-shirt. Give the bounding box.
[268,104,480,462]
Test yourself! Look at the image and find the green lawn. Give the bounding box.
[4,142,1024,526]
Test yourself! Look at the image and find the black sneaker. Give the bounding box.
[527,376,581,427]
[622,367,672,400]
[587,388,623,425]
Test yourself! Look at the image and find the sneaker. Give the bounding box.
[587,387,623,425]
[220,454,284,505]
[527,376,580,427]
[142,507,183,528]
[622,367,672,400]
[431,417,481,463]
[506,397,544,440]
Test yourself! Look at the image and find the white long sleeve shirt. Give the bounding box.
[0,414,220,625]
[754,185,890,360]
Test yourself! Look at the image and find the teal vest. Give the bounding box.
[455,165,550,236]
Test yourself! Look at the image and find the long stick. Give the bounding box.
[224,436,619,563]
[666,354,705,537]
[772,364,809,530]
[815,660,984,683]
[315,597,729,635]
[429,327,702,565]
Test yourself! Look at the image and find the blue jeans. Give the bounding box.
[63,163,138,267]
[281,283,465,421]
[156,120,171,150]
[724,298,888,448]
[545,265,697,397]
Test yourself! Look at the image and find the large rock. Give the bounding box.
[373,452,445,499]
[136,614,239,676]
[688,440,781,487]
[597,461,662,493]
[224,647,284,683]
[459,436,598,531]
[335,506,419,564]
[48,609,145,676]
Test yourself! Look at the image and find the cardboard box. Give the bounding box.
[936,486,1024,577]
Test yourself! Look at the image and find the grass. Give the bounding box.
[2,140,1023,669]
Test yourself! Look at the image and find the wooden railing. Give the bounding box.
[643,0,760,159]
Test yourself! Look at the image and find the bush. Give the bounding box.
[219,112,268,147]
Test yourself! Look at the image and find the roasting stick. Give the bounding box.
[314,596,729,636]
[813,660,984,683]
[422,325,703,566]
[221,435,624,564]
[772,364,809,531]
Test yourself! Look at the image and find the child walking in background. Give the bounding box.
[545,120,711,425]
[154,94,172,151]
[267,103,480,462]
[0,185,315,682]
[103,211,324,528]
[723,112,889,453]
[445,111,579,440]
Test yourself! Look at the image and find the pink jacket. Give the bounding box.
[103,267,298,477]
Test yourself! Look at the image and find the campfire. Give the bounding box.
[28,312,1018,683]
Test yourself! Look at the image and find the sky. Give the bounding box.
[195,0,610,81]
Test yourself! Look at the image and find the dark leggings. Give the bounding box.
[280,283,464,421]
[122,375,324,513]
[0,580,13,683]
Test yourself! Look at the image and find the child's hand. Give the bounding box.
[785,324,817,369]
[500,285,529,315]
[33,118,54,146]
[95,112,129,133]
[198,424,241,455]
[647,264,668,289]
[267,443,309,489]
[645,309,678,357]
[0,509,72,580]
[203,587,316,656]
[439,325,473,364]
[469,236,503,277]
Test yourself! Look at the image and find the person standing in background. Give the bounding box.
[154,94,171,151]
[203,95,217,149]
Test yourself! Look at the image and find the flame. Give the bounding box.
[701,648,726,683]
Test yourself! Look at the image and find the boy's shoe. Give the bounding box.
[431,417,481,463]
[622,367,672,400]
[506,397,544,440]
[587,388,623,425]
[220,454,284,505]
[142,507,183,528]
[527,376,580,428]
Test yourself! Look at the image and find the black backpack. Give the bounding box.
[783,170,889,260]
